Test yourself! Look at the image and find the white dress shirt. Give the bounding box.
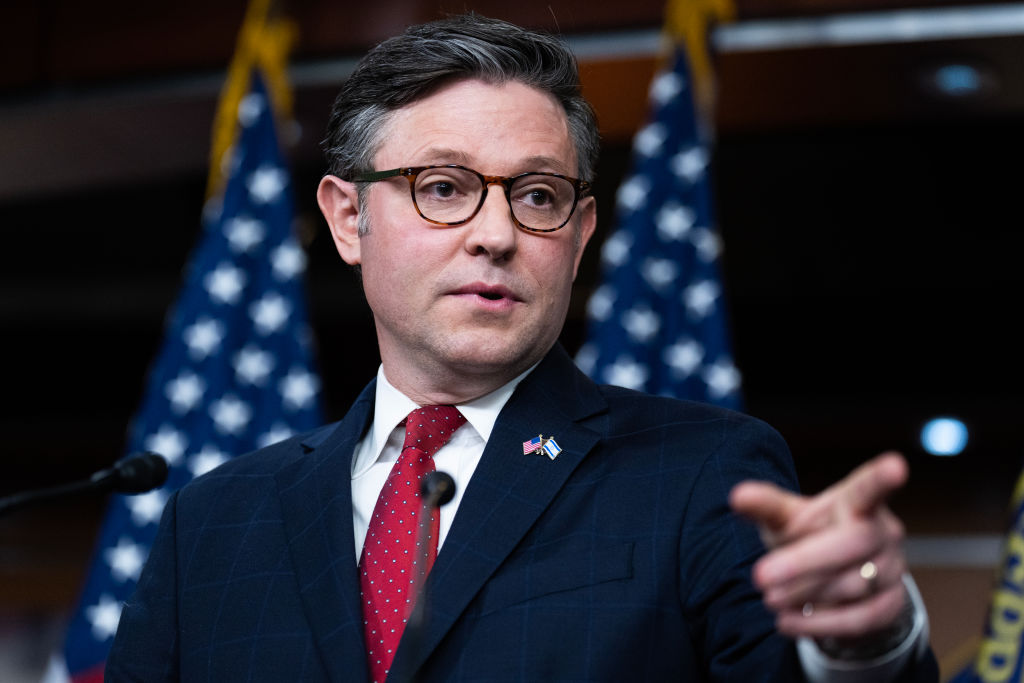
[349,364,928,682]
[350,364,533,560]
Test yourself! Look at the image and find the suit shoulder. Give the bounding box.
[180,422,340,494]
[598,384,775,431]
[586,385,798,497]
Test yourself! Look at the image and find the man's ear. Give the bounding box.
[572,195,597,280]
[317,175,362,265]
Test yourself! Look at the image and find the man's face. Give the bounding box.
[322,78,596,397]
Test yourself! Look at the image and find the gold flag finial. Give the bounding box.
[206,0,297,199]
[664,0,736,118]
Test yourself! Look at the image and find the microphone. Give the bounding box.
[421,470,456,509]
[0,452,169,517]
[404,471,457,676]
[93,452,170,494]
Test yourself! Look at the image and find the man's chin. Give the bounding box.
[436,336,549,378]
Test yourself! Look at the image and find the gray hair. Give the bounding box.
[322,13,600,187]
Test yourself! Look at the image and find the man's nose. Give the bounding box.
[463,183,518,261]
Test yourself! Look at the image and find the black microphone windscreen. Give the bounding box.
[113,453,169,494]
[421,471,456,507]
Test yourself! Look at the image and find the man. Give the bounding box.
[108,14,937,682]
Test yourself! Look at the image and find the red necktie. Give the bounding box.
[360,405,466,683]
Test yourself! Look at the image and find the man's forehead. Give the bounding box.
[373,78,577,173]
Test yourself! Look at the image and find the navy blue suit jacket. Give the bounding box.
[107,344,937,682]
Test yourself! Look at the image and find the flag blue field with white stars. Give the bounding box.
[576,48,742,410]
[58,72,322,682]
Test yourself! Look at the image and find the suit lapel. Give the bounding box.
[392,344,607,680]
[275,381,376,683]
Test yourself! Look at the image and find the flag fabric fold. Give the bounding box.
[947,470,1024,683]
[576,45,741,410]
[54,7,319,681]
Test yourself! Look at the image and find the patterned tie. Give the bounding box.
[360,405,466,683]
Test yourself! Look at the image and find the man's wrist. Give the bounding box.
[814,590,915,661]
[796,575,930,683]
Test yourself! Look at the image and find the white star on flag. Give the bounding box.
[234,345,275,385]
[641,258,679,291]
[85,594,122,641]
[634,122,668,157]
[104,537,146,583]
[704,359,742,399]
[692,227,722,263]
[573,343,598,375]
[650,70,685,104]
[165,371,205,414]
[258,423,295,448]
[586,285,616,322]
[664,338,705,377]
[683,280,720,319]
[280,368,320,411]
[656,202,695,242]
[603,355,649,390]
[237,92,265,128]
[224,215,266,253]
[126,490,168,527]
[204,262,247,305]
[247,163,287,204]
[188,445,230,478]
[271,240,306,281]
[143,425,188,466]
[210,394,252,435]
[250,292,291,335]
[616,175,649,213]
[600,231,633,268]
[622,306,661,343]
[183,317,225,360]
[671,146,709,184]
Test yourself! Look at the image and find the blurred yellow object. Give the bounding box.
[206,0,296,199]
[664,0,735,119]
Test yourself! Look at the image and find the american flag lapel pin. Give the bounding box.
[522,434,561,460]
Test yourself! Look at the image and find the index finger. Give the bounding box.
[830,452,908,516]
[729,480,804,533]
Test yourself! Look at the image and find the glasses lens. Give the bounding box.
[413,167,482,224]
[509,175,576,230]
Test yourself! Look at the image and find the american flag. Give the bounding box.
[52,71,322,682]
[523,435,543,454]
[576,47,742,410]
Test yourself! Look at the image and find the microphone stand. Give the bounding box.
[403,471,456,683]
[0,453,169,518]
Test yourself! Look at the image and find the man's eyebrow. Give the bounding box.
[413,148,473,165]
[410,150,573,175]
[519,155,572,174]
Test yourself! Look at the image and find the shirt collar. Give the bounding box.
[353,363,535,474]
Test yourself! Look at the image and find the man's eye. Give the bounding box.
[426,181,456,198]
[526,189,554,206]
[516,185,557,208]
[418,178,467,200]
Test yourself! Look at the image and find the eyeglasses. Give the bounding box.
[351,165,591,233]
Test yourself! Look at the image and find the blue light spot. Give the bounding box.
[934,65,982,96]
[921,417,968,456]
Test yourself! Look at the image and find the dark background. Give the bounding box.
[1,0,1021,631]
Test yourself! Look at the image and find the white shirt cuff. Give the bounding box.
[797,574,930,683]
